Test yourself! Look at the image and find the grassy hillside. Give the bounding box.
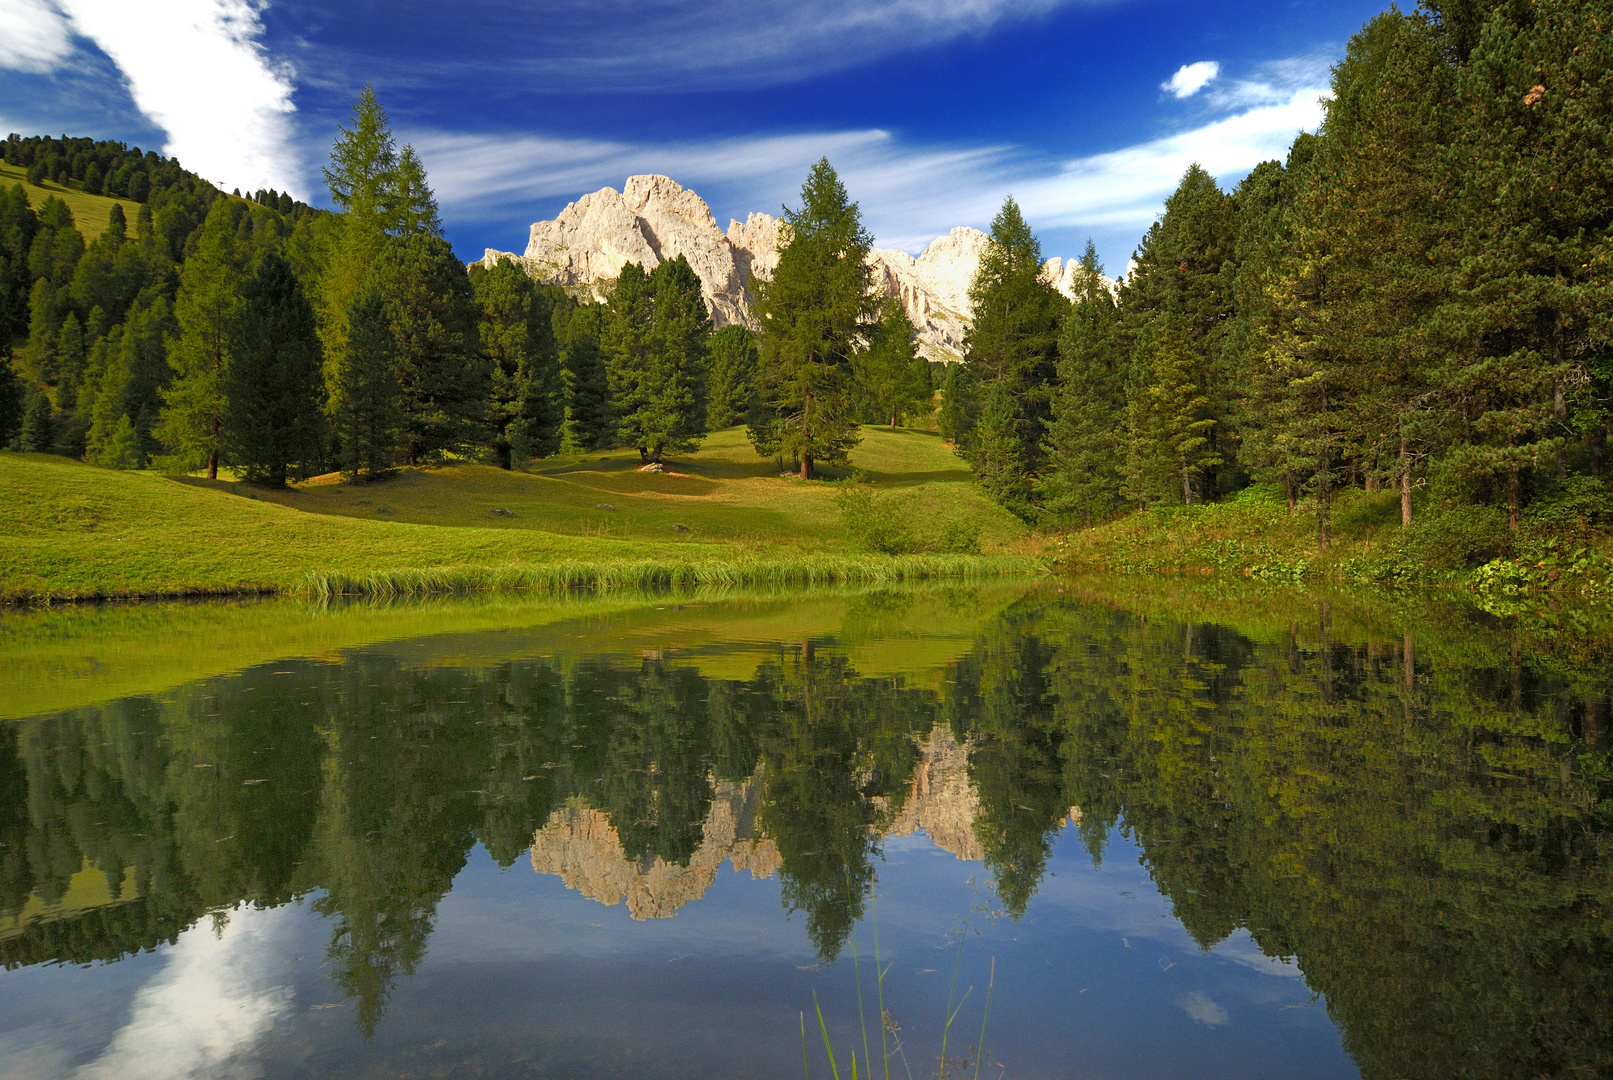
[185,426,1024,548]
[0,427,1037,602]
[0,162,142,240]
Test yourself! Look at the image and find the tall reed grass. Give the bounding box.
[295,554,1043,601]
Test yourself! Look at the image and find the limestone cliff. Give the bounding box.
[482,175,1112,362]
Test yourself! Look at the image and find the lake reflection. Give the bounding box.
[1,584,1609,1079]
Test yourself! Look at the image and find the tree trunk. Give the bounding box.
[1508,466,1521,532]
[1182,461,1193,506]
[1316,386,1330,550]
[1285,472,1295,515]
[1555,379,1568,478]
[207,450,218,481]
[800,389,813,480]
[1400,435,1413,527]
[1591,418,1606,477]
[890,406,896,429]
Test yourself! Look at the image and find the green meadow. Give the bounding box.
[1,425,1039,603]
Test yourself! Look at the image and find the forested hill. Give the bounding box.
[0,133,325,469]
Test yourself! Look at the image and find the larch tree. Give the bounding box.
[155,199,242,479]
[750,158,876,479]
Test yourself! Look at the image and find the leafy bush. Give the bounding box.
[1524,474,1613,539]
[837,488,916,555]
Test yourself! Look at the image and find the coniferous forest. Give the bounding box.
[949,0,1612,551]
[1,1,1609,564]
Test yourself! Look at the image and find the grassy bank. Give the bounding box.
[1052,483,1613,603]
[0,427,1038,602]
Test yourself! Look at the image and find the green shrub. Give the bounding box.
[1524,474,1612,539]
[837,488,916,555]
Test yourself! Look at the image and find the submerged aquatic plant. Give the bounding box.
[806,883,1002,1080]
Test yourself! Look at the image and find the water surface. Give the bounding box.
[2,584,1608,1079]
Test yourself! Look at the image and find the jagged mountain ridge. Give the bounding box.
[479,174,1107,362]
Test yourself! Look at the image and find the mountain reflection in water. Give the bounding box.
[0,585,1609,1079]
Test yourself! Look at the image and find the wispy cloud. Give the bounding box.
[418,71,1326,259]
[0,0,75,74]
[28,1,305,196]
[322,0,1095,93]
[1163,60,1219,99]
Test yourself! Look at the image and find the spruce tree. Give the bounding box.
[604,256,709,462]
[223,253,326,485]
[854,297,929,428]
[0,352,24,447]
[1042,241,1123,522]
[336,292,403,478]
[1117,166,1239,501]
[556,302,613,452]
[155,199,242,478]
[1431,0,1612,530]
[705,324,758,429]
[21,391,53,453]
[374,233,489,464]
[956,197,1066,515]
[473,259,562,467]
[750,158,875,479]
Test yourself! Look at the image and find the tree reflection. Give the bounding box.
[1,592,1609,1077]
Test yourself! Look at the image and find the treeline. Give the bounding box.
[943,0,1612,542]
[1,109,936,484]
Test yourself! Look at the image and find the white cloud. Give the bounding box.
[419,76,1326,260]
[0,0,75,73]
[51,0,303,196]
[1178,991,1230,1026]
[1163,60,1220,99]
[73,905,295,1080]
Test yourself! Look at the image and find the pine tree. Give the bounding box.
[956,197,1067,515]
[473,259,562,467]
[335,292,403,478]
[1042,241,1123,523]
[750,158,875,479]
[854,297,929,428]
[705,324,758,429]
[155,199,242,478]
[223,253,326,485]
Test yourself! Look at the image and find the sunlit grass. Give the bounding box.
[0,163,143,241]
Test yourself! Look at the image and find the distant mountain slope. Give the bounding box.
[480,175,1110,362]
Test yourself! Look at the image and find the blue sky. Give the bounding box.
[1,0,1385,270]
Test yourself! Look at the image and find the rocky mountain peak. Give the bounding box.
[481,176,1111,360]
